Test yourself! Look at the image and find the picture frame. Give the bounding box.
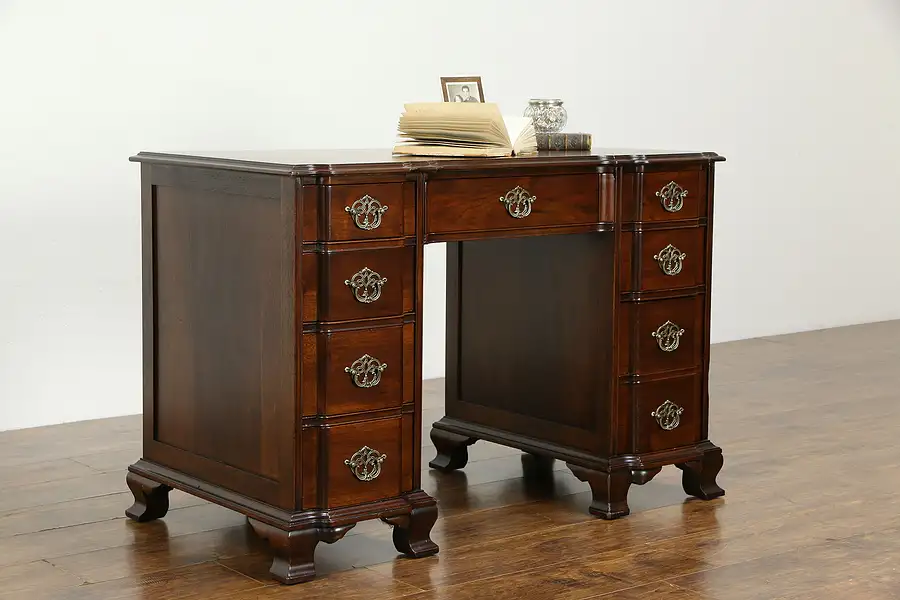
[440,76,485,103]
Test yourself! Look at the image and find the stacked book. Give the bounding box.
[536,132,592,151]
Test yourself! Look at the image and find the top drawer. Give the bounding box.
[303,182,414,242]
[622,169,707,223]
[426,173,601,237]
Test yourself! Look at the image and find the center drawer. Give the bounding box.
[426,173,600,236]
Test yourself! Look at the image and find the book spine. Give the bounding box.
[536,132,593,151]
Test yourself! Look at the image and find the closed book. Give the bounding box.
[536,132,592,151]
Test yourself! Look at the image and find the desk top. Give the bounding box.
[130,148,724,176]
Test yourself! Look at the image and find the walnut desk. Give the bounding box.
[126,148,726,584]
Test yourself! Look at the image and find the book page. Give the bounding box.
[500,115,537,155]
[397,102,511,148]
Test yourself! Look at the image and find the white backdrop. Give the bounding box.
[2,0,899,431]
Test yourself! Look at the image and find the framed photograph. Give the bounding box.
[441,76,485,103]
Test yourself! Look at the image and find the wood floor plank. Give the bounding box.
[0,458,99,488]
[216,566,424,599]
[399,564,629,599]
[0,472,134,515]
[669,530,900,600]
[0,559,85,598]
[51,561,263,600]
[70,443,142,473]
[592,582,709,599]
[0,416,140,468]
[0,490,205,538]
[0,501,247,569]
[366,506,717,590]
[48,523,263,584]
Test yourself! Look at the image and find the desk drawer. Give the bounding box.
[301,323,413,416]
[624,170,706,223]
[426,173,600,236]
[628,374,702,453]
[325,416,404,508]
[306,245,414,323]
[326,182,412,241]
[621,227,705,292]
[618,294,704,376]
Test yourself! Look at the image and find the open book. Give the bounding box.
[392,102,537,157]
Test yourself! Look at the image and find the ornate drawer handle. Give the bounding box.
[651,400,684,431]
[344,194,388,231]
[344,446,387,482]
[344,354,387,388]
[653,244,687,276]
[344,267,387,304]
[652,321,685,352]
[499,186,535,219]
[656,181,688,213]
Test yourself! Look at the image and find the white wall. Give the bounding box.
[2,0,899,431]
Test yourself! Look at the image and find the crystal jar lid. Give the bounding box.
[528,98,564,105]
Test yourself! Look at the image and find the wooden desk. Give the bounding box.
[126,148,726,584]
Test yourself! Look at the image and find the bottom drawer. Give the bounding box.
[629,374,702,453]
[324,416,406,508]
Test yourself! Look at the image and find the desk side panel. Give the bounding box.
[142,165,297,510]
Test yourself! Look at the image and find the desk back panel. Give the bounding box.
[444,232,615,454]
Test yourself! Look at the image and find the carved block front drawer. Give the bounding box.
[301,323,413,416]
[303,245,415,323]
[620,227,705,292]
[617,294,704,376]
[621,169,707,223]
[626,374,702,453]
[324,417,404,508]
[326,182,413,241]
[426,173,600,236]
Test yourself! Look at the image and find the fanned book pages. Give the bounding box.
[392,102,538,157]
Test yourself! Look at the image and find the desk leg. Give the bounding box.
[566,465,632,520]
[677,443,725,500]
[125,472,171,523]
[248,519,354,585]
[428,429,477,472]
[383,502,439,558]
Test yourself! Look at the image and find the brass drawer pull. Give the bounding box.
[656,181,687,213]
[652,321,685,352]
[344,267,387,304]
[653,244,686,276]
[651,400,684,431]
[499,186,535,219]
[344,446,387,482]
[345,194,388,231]
[344,354,387,388]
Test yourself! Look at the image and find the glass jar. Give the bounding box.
[523,99,568,133]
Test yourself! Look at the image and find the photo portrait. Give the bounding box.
[441,76,485,103]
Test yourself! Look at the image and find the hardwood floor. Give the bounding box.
[2,320,899,599]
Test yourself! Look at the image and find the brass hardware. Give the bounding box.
[344,446,387,482]
[499,186,535,218]
[344,354,387,388]
[656,181,688,213]
[651,400,684,431]
[653,244,686,276]
[345,194,388,230]
[652,321,685,352]
[344,267,387,304]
